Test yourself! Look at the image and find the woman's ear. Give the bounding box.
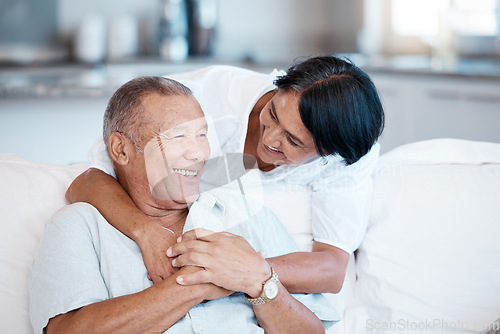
[108,132,131,166]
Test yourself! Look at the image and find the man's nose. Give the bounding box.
[184,138,208,162]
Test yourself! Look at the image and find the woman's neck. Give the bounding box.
[244,90,276,172]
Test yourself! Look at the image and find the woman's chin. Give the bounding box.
[257,146,282,165]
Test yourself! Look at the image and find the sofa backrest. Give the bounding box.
[0,154,87,334]
[345,139,500,333]
[2,138,499,334]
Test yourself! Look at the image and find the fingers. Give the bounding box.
[171,250,213,269]
[168,229,233,258]
[167,238,211,258]
[177,228,215,243]
[176,268,212,286]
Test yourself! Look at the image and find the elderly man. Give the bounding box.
[29,76,338,333]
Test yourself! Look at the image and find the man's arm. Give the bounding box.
[45,267,228,334]
[66,168,177,282]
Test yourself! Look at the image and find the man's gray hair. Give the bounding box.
[103,76,193,153]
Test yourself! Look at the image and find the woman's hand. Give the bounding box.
[167,228,270,297]
[136,222,179,283]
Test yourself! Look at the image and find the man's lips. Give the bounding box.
[173,168,198,177]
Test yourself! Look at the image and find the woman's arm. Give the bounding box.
[252,281,325,334]
[66,168,177,282]
[168,230,349,294]
[266,242,349,294]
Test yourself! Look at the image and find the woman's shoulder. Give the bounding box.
[169,64,276,84]
[265,142,380,188]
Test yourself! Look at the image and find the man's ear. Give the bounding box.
[108,132,132,166]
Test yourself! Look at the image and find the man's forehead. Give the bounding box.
[142,93,205,124]
[159,117,208,134]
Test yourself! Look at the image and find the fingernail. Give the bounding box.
[177,236,182,243]
[177,276,184,284]
[171,259,177,266]
[166,247,172,256]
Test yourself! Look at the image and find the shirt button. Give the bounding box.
[196,323,204,332]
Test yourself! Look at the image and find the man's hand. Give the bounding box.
[166,228,270,297]
[179,266,233,301]
[136,222,179,283]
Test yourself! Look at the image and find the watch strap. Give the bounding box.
[245,267,279,305]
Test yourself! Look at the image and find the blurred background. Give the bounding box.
[1,0,500,164]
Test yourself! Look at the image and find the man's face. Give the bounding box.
[139,93,210,206]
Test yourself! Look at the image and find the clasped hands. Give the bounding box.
[140,226,270,298]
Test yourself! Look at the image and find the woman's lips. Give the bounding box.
[264,143,283,155]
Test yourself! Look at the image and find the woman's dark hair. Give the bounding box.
[275,56,384,165]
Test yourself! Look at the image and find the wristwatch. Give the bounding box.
[245,267,279,305]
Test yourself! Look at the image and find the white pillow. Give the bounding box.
[0,154,87,334]
[345,139,500,333]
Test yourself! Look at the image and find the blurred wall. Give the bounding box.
[0,0,58,46]
[2,0,362,63]
[57,0,159,56]
[213,0,362,62]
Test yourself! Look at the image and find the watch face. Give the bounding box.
[264,280,279,300]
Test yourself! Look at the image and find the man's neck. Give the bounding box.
[117,169,191,233]
[148,207,189,235]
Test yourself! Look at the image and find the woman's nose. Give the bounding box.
[263,125,281,148]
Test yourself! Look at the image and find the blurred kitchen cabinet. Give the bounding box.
[369,72,500,153]
[0,97,108,165]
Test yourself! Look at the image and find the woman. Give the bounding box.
[67,55,384,294]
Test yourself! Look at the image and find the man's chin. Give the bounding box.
[182,192,200,205]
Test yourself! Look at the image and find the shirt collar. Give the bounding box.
[193,191,226,216]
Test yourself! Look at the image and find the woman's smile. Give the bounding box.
[263,143,283,154]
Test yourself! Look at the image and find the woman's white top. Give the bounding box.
[89,65,380,254]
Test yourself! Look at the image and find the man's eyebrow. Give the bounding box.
[271,101,305,146]
[157,121,208,136]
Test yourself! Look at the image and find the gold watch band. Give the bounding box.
[245,267,279,305]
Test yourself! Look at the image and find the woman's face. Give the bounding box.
[256,90,318,166]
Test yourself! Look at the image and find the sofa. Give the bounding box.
[1,138,499,334]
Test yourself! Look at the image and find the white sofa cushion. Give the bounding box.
[0,154,87,334]
[345,139,500,333]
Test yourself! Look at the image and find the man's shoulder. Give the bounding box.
[46,202,105,234]
[51,202,101,220]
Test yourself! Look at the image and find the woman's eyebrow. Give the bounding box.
[271,101,305,147]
